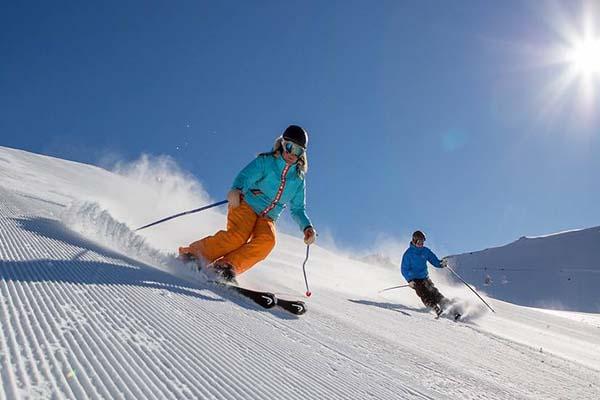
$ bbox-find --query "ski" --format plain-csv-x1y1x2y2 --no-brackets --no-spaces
276,298,307,315
434,311,461,321
211,281,307,315
212,282,277,309
188,256,307,315
445,299,463,321
434,302,462,321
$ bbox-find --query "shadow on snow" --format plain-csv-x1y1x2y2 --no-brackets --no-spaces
347,299,418,316
4,216,298,320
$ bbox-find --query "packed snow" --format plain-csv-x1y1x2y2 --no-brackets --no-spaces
0,146,598,399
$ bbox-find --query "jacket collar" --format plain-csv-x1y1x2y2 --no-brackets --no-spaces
409,242,424,252
275,153,297,169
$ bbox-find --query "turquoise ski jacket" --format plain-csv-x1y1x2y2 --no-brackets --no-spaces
401,243,442,282
232,153,312,231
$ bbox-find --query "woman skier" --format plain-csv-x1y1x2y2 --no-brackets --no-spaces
179,125,316,282
401,230,449,316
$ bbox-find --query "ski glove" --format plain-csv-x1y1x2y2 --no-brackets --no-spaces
440,258,449,268
227,189,242,208
304,227,316,245
408,281,416,289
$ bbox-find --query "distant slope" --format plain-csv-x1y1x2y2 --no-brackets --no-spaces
448,228,600,312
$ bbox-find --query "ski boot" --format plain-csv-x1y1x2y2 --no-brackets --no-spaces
440,298,462,321
179,247,211,268
432,304,443,318
204,260,237,284
177,248,196,263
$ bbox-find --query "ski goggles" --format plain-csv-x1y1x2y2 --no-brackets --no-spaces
282,140,305,157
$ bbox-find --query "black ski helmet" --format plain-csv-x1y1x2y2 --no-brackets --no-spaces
412,231,426,242
282,125,308,149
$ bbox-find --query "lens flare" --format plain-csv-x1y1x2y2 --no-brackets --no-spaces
569,37,600,75
526,2,600,124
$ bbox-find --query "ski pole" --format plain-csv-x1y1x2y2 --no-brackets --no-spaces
378,284,410,293
135,200,228,231
446,266,496,313
302,245,312,297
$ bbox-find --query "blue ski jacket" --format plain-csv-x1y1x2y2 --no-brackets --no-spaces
232,153,312,231
401,243,442,282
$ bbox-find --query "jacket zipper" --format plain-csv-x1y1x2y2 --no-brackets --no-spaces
260,163,291,217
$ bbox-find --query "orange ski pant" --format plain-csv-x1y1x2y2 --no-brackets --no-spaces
181,201,276,275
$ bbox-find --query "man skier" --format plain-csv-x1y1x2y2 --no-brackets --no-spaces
401,230,449,317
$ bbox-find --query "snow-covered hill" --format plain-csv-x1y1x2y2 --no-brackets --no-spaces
448,228,600,312
0,146,599,399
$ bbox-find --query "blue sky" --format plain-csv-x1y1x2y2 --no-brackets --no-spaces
2,0,599,256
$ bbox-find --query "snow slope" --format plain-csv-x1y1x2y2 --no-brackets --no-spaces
0,146,599,399
448,228,600,312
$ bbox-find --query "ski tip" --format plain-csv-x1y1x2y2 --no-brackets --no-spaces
262,296,277,309
276,299,307,315
292,303,307,315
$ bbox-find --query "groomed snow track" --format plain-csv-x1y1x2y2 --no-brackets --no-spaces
0,147,599,399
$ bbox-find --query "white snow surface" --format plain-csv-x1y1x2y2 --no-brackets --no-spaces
0,146,598,399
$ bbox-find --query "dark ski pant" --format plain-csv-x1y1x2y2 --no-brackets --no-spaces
411,278,445,308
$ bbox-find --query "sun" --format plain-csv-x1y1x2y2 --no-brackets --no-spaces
568,37,600,76
532,2,600,120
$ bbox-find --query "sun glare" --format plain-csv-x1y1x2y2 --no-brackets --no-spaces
532,2,600,120
569,37,600,75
